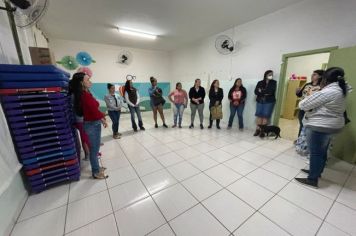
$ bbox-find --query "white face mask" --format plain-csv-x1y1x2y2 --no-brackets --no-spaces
267,75,273,80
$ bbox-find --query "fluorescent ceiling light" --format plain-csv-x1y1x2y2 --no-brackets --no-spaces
118,28,157,40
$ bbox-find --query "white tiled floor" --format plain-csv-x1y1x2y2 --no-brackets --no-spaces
10,112,356,236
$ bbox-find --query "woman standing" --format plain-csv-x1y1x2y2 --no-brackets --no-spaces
296,70,324,137
149,77,168,128
168,82,188,128
228,78,247,130
69,80,90,161
208,80,224,129
295,67,347,188
124,80,145,132
71,72,108,179
105,83,123,139
189,79,206,129
254,70,277,137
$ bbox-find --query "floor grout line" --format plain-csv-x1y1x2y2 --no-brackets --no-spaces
117,134,178,236
12,118,356,236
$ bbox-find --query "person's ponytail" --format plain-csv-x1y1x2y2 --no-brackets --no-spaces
338,78,347,96
323,67,347,96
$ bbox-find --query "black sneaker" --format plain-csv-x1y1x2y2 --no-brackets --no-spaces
253,129,260,136
295,178,318,189
189,124,194,129
208,125,212,129
301,169,321,177
178,125,182,128
163,124,168,128
217,126,221,129
133,129,138,132
140,127,145,131
200,124,204,129
155,124,158,128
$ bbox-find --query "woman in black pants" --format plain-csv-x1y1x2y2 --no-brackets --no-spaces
208,80,224,129
296,70,323,137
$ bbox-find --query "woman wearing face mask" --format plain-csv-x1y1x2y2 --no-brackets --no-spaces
189,79,206,129
105,83,123,139
71,72,108,179
228,78,247,130
254,70,277,137
208,80,224,129
295,67,347,188
149,76,168,128
295,70,324,137
168,82,188,128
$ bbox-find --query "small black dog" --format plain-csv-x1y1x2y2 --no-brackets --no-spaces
262,125,281,139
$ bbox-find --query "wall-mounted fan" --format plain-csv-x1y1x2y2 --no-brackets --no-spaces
0,0,49,64
117,50,133,65
215,35,237,55
13,0,48,28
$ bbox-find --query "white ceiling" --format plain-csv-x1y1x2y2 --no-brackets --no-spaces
40,0,303,51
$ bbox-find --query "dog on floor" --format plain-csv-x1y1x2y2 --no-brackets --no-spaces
261,125,281,139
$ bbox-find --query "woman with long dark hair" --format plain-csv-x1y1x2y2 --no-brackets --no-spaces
168,82,188,128
295,70,324,137
295,67,347,188
105,83,123,139
149,76,168,128
71,72,108,179
254,70,277,137
124,80,145,132
228,78,247,130
189,79,206,129
208,79,224,129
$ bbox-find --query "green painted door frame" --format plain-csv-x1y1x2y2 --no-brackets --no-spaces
273,46,339,126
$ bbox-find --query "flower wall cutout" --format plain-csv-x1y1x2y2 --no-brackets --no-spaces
77,67,93,78
56,52,96,71
76,52,96,66
56,56,78,70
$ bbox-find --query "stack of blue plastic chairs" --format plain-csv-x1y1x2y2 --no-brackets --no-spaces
0,64,80,193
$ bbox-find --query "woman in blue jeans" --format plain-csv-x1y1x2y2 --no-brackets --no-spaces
71,72,108,179
105,83,123,139
228,78,247,130
295,67,347,188
124,80,145,132
253,70,277,138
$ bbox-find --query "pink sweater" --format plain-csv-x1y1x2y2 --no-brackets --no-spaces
169,89,188,105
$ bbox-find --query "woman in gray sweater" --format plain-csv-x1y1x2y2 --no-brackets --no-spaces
295,67,347,188
105,83,123,139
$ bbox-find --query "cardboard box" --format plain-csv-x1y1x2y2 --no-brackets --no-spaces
29,47,55,65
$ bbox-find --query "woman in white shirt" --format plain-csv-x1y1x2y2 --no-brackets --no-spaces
295,67,347,189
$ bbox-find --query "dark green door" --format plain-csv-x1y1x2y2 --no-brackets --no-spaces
328,46,356,163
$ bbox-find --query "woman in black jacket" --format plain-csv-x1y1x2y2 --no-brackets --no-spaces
228,78,247,130
208,80,224,129
254,70,277,137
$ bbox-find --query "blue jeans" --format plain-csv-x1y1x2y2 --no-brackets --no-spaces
228,103,245,129
128,105,143,130
173,104,185,125
108,110,121,135
306,128,331,182
84,120,101,175
298,110,305,137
